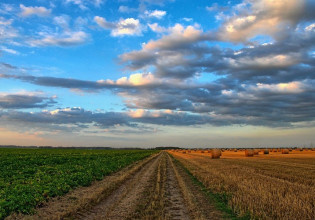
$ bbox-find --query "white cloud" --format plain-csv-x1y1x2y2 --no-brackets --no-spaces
53,15,71,29
217,0,311,42
20,4,51,17
255,82,304,94
144,24,203,50
94,0,104,7
148,23,167,33
94,16,116,29
113,18,142,36
144,10,166,19
228,53,301,69
182,18,193,22
98,73,158,86
94,16,143,36
128,109,174,118
117,73,156,86
0,46,19,55
118,6,138,13
28,31,89,47
65,0,88,10
305,23,315,32
0,17,18,40
65,0,104,10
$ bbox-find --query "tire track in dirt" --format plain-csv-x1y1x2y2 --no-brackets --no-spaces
164,154,191,220
130,152,223,219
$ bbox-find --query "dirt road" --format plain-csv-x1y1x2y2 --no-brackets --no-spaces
9,152,222,220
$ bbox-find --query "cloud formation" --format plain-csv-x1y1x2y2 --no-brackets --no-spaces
28,31,89,47
20,4,51,17
1,0,315,141
144,10,166,19
217,0,315,42
94,16,143,36
64,0,104,10
0,92,57,109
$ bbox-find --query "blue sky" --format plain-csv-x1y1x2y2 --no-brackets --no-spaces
0,0,315,147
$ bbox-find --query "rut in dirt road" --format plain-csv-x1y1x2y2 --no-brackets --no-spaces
76,151,223,220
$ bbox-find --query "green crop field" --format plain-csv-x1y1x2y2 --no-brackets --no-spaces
0,148,157,219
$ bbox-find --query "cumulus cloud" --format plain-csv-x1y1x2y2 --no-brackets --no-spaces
94,16,143,36
217,0,315,42
0,107,218,135
144,10,166,19
120,24,216,78
3,70,315,128
148,23,167,33
1,0,315,132
20,4,51,17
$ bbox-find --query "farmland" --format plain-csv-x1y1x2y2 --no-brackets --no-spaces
0,148,157,219
169,149,315,219
1,148,315,220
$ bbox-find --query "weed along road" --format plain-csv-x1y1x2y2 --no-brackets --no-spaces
9,151,223,220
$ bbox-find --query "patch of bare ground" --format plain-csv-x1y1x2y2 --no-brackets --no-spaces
7,151,223,220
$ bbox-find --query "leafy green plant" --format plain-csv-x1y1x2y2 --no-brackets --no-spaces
0,148,157,219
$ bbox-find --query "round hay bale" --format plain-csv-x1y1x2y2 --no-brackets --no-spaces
200,150,205,153
182,151,186,154
282,149,289,154
245,149,254,157
253,149,259,155
263,149,269,154
211,149,221,159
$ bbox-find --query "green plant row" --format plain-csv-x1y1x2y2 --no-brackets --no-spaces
0,148,157,219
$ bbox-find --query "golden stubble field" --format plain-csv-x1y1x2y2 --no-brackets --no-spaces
169,149,315,220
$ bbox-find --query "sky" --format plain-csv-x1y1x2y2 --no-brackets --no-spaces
0,0,315,148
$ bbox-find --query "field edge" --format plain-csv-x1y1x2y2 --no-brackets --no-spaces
169,153,251,220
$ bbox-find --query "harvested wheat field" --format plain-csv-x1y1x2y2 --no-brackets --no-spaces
169,149,315,220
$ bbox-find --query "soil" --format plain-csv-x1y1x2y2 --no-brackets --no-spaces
7,152,223,220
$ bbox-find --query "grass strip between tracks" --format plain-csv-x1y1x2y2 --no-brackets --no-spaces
170,154,251,220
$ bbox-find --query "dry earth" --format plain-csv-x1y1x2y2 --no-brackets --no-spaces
7,152,222,220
